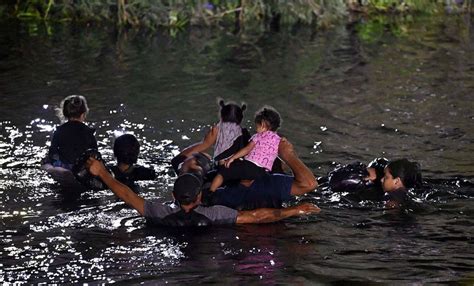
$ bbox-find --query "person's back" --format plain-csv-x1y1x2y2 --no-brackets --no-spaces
213,99,249,162
47,95,97,169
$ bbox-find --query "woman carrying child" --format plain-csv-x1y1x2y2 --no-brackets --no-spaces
209,106,282,192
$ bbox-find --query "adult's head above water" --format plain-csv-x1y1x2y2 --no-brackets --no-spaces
382,159,422,192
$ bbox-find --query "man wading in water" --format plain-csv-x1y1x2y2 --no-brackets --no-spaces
86,138,320,226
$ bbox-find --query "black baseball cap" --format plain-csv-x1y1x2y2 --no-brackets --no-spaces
173,172,203,204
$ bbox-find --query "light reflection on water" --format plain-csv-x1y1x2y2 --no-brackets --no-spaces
1,14,474,284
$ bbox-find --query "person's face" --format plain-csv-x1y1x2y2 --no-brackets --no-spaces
381,167,402,192
366,167,377,182
255,121,267,133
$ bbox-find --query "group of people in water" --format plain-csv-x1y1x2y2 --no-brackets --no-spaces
42,95,423,226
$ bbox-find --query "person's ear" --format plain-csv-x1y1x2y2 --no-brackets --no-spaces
394,177,402,187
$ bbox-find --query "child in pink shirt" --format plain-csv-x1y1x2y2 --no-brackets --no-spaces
209,106,282,192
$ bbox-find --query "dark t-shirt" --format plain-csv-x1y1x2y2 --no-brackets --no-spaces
48,121,98,165
110,165,156,190
206,173,294,210
144,201,238,226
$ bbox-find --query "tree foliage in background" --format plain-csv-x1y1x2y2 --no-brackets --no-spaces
0,0,470,32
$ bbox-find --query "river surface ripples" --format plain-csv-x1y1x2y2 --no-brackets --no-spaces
1,14,473,284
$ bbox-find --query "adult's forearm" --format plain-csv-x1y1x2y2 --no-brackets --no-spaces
98,169,145,215
179,142,207,157
236,207,298,224
279,140,317,195
180,127,217,157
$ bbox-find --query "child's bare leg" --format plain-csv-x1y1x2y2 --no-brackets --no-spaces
209,174,224,192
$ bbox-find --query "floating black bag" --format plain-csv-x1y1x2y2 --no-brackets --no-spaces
328,162,371,193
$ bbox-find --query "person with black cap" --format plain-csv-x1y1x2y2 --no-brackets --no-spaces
170,137,319,210
85,155,320,226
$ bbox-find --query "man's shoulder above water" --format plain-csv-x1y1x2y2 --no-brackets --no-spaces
143,200,238,226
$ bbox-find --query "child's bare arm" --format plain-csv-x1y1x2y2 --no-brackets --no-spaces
225,141,256,167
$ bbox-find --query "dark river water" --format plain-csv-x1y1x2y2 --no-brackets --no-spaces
1,14,473,284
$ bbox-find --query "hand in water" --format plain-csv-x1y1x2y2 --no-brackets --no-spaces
86,157,106,176
296,203,321,214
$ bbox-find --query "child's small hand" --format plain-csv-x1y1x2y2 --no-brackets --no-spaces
225,158,235,168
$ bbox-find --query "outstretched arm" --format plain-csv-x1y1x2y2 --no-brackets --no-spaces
278,138,318,196
179,125,218,157
86,158,145,215
236,202,320,224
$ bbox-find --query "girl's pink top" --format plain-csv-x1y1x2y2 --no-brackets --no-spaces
245,131,281,171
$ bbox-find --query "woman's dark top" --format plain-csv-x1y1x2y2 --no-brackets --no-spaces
48,121,98,166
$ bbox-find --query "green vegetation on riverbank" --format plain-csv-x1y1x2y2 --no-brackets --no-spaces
0,0,471,35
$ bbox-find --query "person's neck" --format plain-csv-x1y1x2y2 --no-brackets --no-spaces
68,118,84,123
181,201,199,213
386,187,407,193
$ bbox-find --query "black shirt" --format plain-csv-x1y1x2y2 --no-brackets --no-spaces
48,121,98,164
110,165,156,191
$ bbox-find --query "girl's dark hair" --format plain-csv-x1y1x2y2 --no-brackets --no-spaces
218,99,246,124
58,95,89,121
254,106,281,131
387,159,422,189
114,134,140,164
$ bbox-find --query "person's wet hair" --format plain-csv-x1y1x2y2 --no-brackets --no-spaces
368,157,389,183
218,99,246,124
57,95,89,121
387,159,422,189
114,134,140,165
255,106,281,131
